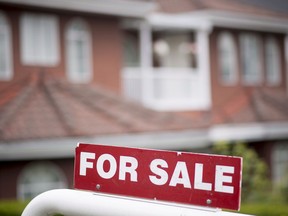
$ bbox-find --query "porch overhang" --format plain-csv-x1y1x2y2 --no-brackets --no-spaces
1,122,288,161
0,129,209,161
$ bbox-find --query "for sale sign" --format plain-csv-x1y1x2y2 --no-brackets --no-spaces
74,143,242,210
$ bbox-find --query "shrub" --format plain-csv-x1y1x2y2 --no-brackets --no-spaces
0,200,28,216
240,203,288,216
213,142,271,203
0,200,63,216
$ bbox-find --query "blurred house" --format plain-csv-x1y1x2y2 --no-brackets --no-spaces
0,0,287,200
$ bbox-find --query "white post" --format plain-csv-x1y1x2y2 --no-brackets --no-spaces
196,29,212,109
21,189,253,216
139,21,153,106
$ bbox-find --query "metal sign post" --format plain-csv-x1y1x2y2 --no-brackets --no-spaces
22,189,253,216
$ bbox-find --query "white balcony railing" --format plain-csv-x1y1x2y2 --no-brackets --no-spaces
122,67,210,111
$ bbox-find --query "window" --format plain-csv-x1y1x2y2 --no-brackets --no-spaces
0,11,12,80
217,32,237,85
265,36,281,85
17,162,67,200
20,13,59,66
66,18,92,83
240,33,262,85
123,30,140,67
153,32,197,68
272,143,288,186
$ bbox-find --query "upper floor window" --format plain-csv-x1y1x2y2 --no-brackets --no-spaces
17,162,67,200
217,32,237,85
240,33,262,85
123,30,140,67
0,11,12,80
265,36,281,86
20,13,59,66
66,18,92,83
153,32,197,68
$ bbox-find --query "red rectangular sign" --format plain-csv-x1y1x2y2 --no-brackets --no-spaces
74,143,242,210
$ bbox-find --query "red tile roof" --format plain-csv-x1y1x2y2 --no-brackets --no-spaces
0,72,202,142
211,88,288,124
1,72,288,142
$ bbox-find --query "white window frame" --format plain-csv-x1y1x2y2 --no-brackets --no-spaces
217,32,237,85
17,162,67,200
20,13,59,66
0,11,13,80
240,33,262,85
265,36,281,86
66,18,92,83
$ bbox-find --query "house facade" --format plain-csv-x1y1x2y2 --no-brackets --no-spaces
122,0,288,187
121,0,288,189
0,0,288,200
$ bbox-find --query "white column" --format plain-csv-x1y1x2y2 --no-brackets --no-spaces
196,29,212,109
139,21,153,105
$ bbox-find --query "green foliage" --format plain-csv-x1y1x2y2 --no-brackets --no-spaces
275,170,288,203
213,141,271,203
239,203,288,216
0,200,63,216
0,200,28,216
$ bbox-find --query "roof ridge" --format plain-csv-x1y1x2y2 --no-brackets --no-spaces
53,80,192,131
79,84,198,130
258,90,288,117
0,75,32,107
249,91,265,122
0,85,35,134
53,81,141,131
213,89,251,123
41,78,80,136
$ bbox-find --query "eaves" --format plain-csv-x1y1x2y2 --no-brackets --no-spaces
147,10,288,33
0,0,157,18
2,121,288,161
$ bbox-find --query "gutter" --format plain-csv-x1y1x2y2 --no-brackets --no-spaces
205,10,288,33
1,121,288,161
0,129,209,161
209,122,288,142
147,10,288,33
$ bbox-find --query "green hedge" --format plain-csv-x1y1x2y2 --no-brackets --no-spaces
239,203,288,216
0,200,63,216
0,200,28,216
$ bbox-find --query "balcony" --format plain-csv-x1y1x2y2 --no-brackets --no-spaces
122,67,210,111
122,22,211,111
